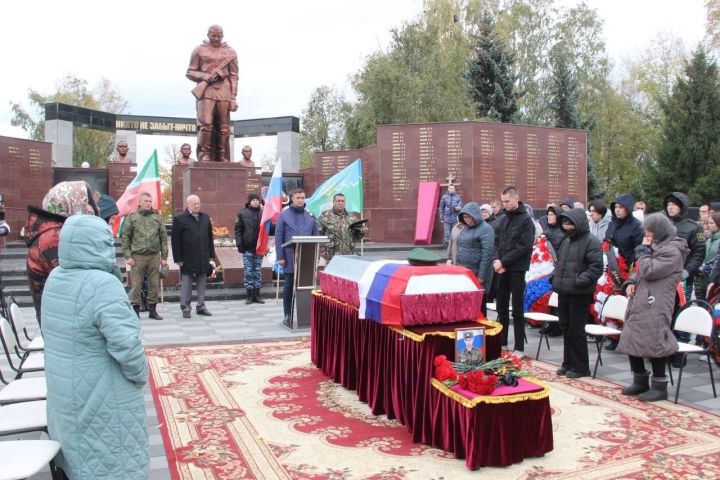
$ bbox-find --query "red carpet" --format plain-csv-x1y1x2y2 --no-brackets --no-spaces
147,340,720,479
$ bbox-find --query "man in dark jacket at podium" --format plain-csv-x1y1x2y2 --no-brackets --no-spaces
276,189,318,327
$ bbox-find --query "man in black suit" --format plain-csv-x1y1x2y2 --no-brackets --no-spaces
171,195,216,318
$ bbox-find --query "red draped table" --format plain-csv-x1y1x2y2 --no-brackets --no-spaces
310,291,554,470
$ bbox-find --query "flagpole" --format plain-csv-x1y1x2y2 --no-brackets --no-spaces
360,213,364,256
275,269,281,304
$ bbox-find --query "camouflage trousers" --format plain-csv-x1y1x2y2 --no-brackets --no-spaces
129,253,161,305
243,252,263,289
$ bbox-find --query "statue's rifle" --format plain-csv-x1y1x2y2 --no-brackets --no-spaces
191,54,236,100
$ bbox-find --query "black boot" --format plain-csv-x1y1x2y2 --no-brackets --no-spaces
621,372,650,396
253,287,265,304
671,353,687,369
246,289,254,304
148,304,163,320
133,305,140,318
282,314,292,328
638,377,668,402
604,339,618,351
140,291,148,312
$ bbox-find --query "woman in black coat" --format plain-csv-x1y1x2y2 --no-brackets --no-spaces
544,205,566,259
551,208,603,378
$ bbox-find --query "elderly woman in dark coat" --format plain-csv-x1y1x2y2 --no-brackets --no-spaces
617,213,689,402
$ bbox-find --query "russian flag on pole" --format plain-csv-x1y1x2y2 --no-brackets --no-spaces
112,150,161,237
256,161,283,255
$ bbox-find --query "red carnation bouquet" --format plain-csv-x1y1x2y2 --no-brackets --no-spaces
433,355,459,383
458,370,498,395
433,352,528,395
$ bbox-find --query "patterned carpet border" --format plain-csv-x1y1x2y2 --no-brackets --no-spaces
146,340,720,480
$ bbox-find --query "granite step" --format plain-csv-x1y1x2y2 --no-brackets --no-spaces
3,283,278,308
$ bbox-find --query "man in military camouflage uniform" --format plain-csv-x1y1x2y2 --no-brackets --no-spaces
457,330,484,367
122,192,168,320
318,193,367,261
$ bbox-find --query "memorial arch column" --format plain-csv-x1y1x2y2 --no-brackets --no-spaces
45,119,73,167
277,130,300,173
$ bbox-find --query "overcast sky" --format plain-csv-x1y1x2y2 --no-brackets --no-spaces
0,0,708,164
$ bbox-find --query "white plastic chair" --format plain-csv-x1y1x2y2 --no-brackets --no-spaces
0,374,46,405
524,292,559,360
0,440,61,480
8,303,43,353
586,294,628,378
0,400,47,437
671,304,718,404
487,302,511,312
0,318,44,379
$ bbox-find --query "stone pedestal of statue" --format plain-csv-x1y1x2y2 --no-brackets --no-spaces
180,162,265,284
108,162,137,200
172,163,192,216
178,163,262,224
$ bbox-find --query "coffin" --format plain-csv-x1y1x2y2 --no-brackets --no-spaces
319,256,483,326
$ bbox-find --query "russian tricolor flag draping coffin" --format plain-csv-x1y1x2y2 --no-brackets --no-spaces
361,264,482,326
318,256,376,306
320,256,484,326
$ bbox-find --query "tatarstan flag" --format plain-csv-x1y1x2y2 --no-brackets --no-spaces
112,150,162,236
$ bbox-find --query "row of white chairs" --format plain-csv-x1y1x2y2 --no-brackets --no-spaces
0,296,62,480
493,292,718,404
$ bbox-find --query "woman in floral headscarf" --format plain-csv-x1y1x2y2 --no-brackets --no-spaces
24,181,98,321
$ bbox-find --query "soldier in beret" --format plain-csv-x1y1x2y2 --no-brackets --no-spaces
318,193,367,261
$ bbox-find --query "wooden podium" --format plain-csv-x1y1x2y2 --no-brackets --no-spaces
281,236,328,329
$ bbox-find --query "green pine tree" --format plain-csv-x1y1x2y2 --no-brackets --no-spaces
641,47,720,208
548,46,581,129
547,45,602,198
466,12,521,123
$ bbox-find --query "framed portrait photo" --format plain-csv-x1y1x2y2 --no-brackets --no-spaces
455,327,485,367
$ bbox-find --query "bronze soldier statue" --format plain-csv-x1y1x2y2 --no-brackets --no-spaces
187,25,238,162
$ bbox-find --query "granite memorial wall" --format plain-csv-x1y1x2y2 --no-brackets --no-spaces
0,136,53,241
312,121,587,243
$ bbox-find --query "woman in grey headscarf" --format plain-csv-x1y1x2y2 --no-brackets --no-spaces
617,213,689,402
